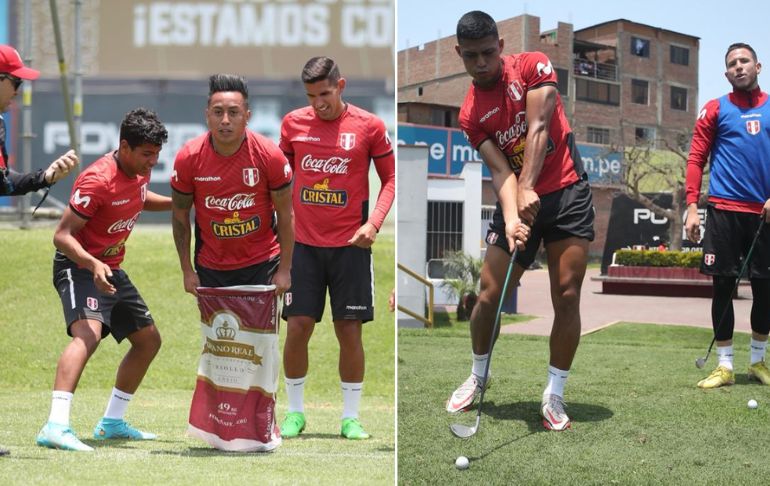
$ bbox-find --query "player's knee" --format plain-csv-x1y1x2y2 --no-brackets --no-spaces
553,286,580,314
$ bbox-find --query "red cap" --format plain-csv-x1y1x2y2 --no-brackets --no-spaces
0,45,40,80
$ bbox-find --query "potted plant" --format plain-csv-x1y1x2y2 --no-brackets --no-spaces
440,251,482,321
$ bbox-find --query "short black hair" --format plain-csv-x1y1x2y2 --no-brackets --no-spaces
456,10,498,41
208,74,249,105
301,57,341,84
120,108,168,149
725,43,757,64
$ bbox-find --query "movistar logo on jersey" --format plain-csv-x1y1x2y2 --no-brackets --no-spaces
211,212,261,238
300,178,347,207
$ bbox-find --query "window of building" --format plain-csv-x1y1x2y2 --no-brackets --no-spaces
576,78,620,105
417,86,423,96
670,45,689,66
631,37,650,57
431,108,453,128
587,127,611,145
631,79,649,105
635,127,655,144
426,201,463,261
555,67,569,96
671,86,688,111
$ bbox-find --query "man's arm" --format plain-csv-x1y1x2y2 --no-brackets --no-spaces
685,100,719,242
1,150,79,196
478,139,528,251
171,189,199,295
270,183,294,295
53,206,116,295
349,152,395,248
517,85,557,223
143,190,172,211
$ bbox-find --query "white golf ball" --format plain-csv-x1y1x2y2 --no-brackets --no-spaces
455,455,469,470
748,399,758,409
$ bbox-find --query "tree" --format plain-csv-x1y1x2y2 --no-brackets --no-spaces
440,251,482,321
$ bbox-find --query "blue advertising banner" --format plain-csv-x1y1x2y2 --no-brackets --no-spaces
397,122,623,185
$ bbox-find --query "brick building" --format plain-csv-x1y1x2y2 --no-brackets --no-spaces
397,14,699,260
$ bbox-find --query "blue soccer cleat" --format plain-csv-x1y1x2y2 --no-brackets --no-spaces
93,418,157,440
36,422,94,452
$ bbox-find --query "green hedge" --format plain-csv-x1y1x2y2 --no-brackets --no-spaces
614,249,702,268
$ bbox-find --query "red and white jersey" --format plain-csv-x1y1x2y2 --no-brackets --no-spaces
459,52,581,196
68,153,149,268
280,103,394,247
172,131,292,270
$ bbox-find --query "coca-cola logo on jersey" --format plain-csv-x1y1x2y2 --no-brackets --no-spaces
107,213,140,234
496,111,527,148
300,154,350,174
204,193,256,211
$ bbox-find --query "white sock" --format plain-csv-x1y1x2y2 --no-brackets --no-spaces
103,387,133,420
285,376,306,413
750,338,767,365
543,365,569,399
472,352,490,382
717,345,734,370
48,391,74,426
341,381,363,419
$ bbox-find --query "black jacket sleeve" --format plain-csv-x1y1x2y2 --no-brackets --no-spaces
0,167,51,196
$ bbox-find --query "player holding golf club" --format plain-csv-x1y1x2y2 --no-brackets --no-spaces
685,43,770,389
445,11,594,432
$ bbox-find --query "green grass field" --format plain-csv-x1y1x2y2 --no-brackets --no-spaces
398,322,768,484
0,224,394,485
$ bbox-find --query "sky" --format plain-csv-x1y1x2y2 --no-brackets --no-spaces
397,0,770,109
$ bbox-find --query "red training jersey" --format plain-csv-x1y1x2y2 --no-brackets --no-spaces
280,103,394,247
459,52,580,196
172,131,292,270
68,153,149,269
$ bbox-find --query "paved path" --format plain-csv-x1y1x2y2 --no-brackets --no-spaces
501,268,754,336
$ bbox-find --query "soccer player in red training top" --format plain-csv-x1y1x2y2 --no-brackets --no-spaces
171,74,294,294
278,57,395,440
445,11,594,431
685,43,770,389
36,108,170,452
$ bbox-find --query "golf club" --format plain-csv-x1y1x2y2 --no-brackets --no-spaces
695,218,765,369
450,246,518,438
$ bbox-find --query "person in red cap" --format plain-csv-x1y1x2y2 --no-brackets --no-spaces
0,44,78,197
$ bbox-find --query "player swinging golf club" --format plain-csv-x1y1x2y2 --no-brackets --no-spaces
445,11,594,431
686,42,770,389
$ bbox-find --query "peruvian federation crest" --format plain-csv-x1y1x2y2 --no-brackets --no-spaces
140,183,147,202
704,253,715,266
339,133,356,151
507,80,523,101
243,168,260,187
746,120,761,135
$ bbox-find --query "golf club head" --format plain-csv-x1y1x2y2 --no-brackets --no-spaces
450,423,477,438
695,357,706,369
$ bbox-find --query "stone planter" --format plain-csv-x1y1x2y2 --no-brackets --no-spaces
594,265,712,297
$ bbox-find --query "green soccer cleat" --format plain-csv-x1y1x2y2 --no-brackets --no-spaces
279,412,306,438
697,365,735,389
748,360,770,385
93,418,156,440
341,418,370,440
36,422,94,452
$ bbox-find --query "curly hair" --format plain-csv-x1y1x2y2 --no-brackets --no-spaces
456,11,498,41
120,108,168,148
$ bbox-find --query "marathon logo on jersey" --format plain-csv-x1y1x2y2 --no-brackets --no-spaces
506,81,523,101
107,213,141,234
746,120,761,135
211,212,261,238
86,297,98,311
300,178,348,207
243,168,260,187
300,154,351,174
704,253,716,266
140,183,147,202
339,133,356,151
479,106,500,123
205,193,256,211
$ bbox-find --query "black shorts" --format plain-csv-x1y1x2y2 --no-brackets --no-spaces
53,255,154,343
700,205,770,278
486,178,595,267
196,256,280,287
281,243,374,323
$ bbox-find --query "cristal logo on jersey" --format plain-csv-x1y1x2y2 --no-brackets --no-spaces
71,189,91,208
300,154,350,174
107,212,140,234
243,168,260,187
204,193,256,211
211,211,261,238
704,253,715,266
339,133,356,150
507,81,523,101
746,120,761,135
300,177,348,207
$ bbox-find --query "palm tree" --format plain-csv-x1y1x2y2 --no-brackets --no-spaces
440,251,482,321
